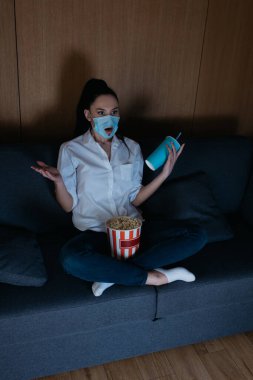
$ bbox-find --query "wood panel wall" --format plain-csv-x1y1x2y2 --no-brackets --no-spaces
0,0,20,141
0,0,253,142
194,0,253,136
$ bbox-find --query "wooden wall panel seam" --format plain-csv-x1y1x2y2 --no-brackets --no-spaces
192,0,210,127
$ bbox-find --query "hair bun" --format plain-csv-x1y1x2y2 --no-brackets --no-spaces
84,78,108,93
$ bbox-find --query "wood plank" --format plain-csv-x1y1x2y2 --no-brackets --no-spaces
0,0,20,141
245,331,253,346
193,342,208,356
135,352,178,380
204,338,224,353
164,344,212,380
194,0,253,137
151,351,178,379
199,349,247,380
104,357,144,380
134,353,159,380
221,334,253,380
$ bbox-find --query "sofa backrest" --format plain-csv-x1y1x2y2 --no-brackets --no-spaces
141,136,253,214
0,143,72,233
0,136,252,233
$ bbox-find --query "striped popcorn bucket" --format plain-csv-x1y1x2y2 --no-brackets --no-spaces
106,217,142,260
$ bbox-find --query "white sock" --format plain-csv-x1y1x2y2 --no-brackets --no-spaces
92,282,115,297
154,267,196,283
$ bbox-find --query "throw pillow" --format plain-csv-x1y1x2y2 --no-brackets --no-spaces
141,172,233,243
0,226,47,286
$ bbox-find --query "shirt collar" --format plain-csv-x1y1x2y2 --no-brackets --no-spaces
83,129,93,144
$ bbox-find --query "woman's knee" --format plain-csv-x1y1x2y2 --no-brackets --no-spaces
59,245,74,273
59,238,82,270
189,224,208,249
59,239,97,274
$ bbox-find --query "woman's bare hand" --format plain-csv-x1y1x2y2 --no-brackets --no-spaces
31,161,62,183
161,143,185,179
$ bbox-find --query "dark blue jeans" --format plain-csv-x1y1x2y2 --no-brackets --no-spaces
60,220,207,286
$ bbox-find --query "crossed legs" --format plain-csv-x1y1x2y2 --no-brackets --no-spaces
60,221,207,296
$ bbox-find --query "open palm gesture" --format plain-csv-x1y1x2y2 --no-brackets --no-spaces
31,161,62,183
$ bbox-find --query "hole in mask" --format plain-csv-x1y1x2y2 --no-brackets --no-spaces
105,127,113,135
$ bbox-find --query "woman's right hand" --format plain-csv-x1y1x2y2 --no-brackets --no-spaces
31,161,62,183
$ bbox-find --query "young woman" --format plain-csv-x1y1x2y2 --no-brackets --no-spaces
31,79,207,296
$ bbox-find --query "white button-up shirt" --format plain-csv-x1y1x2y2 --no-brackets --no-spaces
57,130,144,232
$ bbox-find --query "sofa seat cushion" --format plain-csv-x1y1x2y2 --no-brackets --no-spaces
0,226,47,286
0,269,156,347
155,234,253,318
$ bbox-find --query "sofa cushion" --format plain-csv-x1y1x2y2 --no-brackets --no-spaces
0,144,72,233
155,234,253,319
0,226,47,286
141,172,233,243
0,274,156,347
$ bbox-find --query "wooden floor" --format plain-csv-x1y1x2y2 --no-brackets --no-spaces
37,332,253,380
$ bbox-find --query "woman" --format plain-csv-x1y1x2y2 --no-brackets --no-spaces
32,79,207,296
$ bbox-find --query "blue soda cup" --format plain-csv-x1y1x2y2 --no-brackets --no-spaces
145,135,181,171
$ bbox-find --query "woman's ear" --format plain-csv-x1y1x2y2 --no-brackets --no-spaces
84,109,92,122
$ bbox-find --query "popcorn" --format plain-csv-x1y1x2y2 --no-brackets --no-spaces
106,216,142,259
106,216,141,230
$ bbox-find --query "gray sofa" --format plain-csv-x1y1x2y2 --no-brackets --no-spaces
1,136,253,380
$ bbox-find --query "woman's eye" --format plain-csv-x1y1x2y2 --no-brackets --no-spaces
112,110,119,115
97,111,104,116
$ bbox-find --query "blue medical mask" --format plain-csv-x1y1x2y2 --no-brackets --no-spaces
93,115,120,139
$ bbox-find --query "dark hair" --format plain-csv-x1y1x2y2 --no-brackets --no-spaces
74,78,130,157
74,78,119,136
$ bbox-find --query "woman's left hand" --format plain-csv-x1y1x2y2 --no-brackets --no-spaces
132,142,185,207
161,143,185,179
